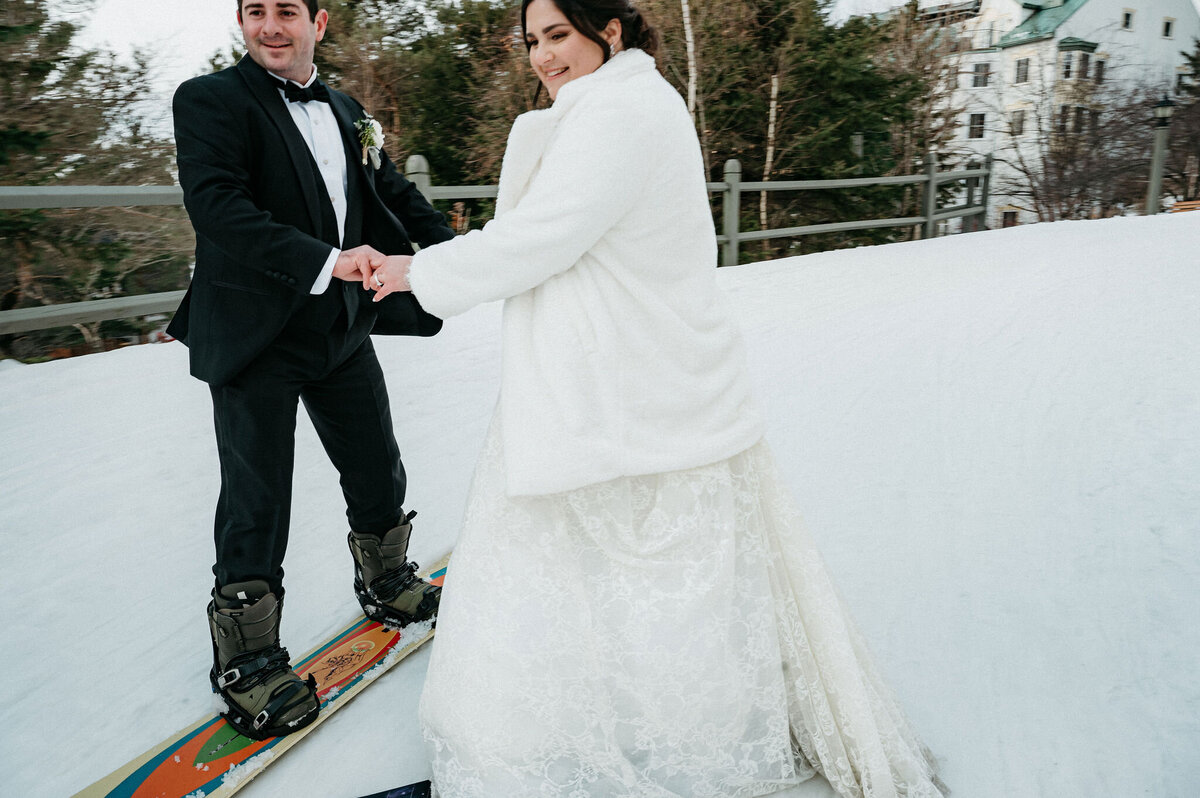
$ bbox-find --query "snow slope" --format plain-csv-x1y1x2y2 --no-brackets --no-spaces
2,213,1198,797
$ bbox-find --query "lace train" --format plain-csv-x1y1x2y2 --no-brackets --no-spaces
420,421,944,798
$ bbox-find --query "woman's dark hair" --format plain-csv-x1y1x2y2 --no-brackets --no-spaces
521,0,660,61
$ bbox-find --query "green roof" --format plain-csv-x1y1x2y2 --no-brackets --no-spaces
1057,36,1098,52
997,0,1090,49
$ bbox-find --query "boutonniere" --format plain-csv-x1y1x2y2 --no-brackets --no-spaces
355,113,384,169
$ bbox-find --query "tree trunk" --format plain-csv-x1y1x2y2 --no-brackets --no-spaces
760,72,780,260
73,322,104,353
14,239,43,306
679,0,698,118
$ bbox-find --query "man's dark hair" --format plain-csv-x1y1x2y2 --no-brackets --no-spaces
237,0,320,21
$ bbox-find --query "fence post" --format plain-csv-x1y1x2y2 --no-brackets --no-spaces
923,152,939,240
722,159,741,267
965,159,978,210
405,154,432,198
980,154,993,229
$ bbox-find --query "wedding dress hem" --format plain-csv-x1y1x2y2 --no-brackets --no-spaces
421,422,944,798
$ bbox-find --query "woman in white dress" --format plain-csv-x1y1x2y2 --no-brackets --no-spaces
367,1,946,796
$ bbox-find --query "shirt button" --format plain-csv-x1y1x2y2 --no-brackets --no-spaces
323,159,329,164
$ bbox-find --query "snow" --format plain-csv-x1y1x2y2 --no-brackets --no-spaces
2,213,1198,798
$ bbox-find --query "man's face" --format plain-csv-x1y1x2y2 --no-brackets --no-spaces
238,1,328,84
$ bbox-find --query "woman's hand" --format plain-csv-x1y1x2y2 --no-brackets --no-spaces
368,255,414,301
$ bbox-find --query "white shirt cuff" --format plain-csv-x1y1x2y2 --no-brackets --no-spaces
311,248,339,294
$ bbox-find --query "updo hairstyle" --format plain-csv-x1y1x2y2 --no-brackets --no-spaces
521,0,661,61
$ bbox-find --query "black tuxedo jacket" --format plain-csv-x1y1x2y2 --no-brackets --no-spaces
168,56,455,387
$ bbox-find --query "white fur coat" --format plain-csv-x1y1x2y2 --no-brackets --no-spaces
408,49,763,495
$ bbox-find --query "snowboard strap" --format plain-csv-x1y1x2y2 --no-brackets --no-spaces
216,646,293,690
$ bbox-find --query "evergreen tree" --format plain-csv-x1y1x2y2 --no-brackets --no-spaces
0,0,191,359
645,0,922,258
313,0,522,228
1166,37,1200,201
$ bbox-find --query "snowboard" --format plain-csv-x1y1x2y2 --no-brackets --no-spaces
357,781,432,798
72,556,449,798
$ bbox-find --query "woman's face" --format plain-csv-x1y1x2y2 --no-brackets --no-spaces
525,0,611,101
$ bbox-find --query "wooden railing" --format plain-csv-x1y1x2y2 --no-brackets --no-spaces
0,154,990,335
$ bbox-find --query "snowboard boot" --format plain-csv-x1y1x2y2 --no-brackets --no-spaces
348,511,441,628
207,581,320,740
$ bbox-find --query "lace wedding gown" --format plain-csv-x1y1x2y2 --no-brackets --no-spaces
420,420,945,798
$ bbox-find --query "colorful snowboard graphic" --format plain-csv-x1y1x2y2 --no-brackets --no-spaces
72,556,449,798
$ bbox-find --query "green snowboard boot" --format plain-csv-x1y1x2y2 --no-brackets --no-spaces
207,581,320,740
348,511,441,628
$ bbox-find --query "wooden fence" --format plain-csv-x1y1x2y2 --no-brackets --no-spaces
0,154,990,336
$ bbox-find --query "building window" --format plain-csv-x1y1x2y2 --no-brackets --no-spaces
1073,106,1086,134
973,63,991,87
969,113,986,139
1002,211,1018,228
1058,105,1069,134
1062,53,1073,79
1094,60,1106,83
1011,109,1026,136
1122,11,1134,30
1015,58,1030,84
1079,52,1091,79
1090,109,1101,136
1164,18,1175,38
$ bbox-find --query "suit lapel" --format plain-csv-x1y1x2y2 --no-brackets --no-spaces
236,57,323,235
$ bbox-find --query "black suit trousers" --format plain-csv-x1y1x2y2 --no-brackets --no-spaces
208,307,406,593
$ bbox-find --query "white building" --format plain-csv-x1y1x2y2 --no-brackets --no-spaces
919,0,1200,229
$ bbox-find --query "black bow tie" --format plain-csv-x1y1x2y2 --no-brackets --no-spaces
274,78,330,104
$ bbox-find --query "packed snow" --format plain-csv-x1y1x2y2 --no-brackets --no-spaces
2,213,1198,798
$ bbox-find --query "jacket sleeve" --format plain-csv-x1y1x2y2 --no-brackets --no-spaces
369,147,457,249
407,93,656,318
173,77,331,291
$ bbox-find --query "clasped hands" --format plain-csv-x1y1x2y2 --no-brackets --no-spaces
333,245,413,302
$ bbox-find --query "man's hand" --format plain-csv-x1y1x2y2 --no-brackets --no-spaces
368,255,414,302
333,245,386,283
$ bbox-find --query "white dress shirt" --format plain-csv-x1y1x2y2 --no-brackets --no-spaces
269,68,347,295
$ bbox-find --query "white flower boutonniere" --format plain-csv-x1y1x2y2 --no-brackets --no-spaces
356,113,385,169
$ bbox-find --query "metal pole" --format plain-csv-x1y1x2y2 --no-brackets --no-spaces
405,154,432,198
964,160,978,217
923,152,939,239
722,159,741,267
980,154,993,229
1146,124,1170,214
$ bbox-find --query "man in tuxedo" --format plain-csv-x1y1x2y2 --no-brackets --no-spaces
169,0,454,739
